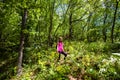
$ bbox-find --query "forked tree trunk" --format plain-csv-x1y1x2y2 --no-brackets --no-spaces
17,8,27,76
111,0,119,43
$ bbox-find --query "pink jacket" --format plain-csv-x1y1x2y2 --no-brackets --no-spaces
57,42,64,52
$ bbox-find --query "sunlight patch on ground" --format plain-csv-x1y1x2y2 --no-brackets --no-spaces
112,53,120,56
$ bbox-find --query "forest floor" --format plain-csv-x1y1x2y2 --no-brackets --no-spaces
0,41,120,80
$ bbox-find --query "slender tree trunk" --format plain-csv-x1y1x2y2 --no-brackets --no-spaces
69,13,73,39
87,12,92,42
17,8,27,76
102,12,107,42
48,0,55,46
48,12,53,46
111,0,119,43
53,3,70,37
48,21,52,46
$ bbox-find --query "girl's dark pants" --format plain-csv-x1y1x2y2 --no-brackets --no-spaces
58,51,67,60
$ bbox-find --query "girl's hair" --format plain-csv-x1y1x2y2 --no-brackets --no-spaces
59,37,63,42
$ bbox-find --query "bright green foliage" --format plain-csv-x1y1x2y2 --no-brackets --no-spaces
2,41,119,80
0,0,120,80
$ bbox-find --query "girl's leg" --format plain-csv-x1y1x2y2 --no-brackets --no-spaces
61,52,67,59
58,53,61,61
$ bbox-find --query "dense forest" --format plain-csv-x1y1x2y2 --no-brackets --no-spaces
0,0,120,80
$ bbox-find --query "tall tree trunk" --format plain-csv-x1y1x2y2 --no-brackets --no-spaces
69,13,73,39
87,12,92,42
48,12,53,46
17,8,27,76
102,11,107,42
111,0,119,43
48,0,55,46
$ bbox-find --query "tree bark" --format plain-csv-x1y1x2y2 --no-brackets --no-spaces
69,13,73,39
17,8,27,76
102,11,107,42
48,0,55,47
87,12,92,42
111,0,119,43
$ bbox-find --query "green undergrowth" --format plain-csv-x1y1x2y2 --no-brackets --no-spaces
1,41,120,80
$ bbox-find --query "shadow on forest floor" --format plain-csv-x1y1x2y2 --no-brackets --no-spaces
0,52,17,80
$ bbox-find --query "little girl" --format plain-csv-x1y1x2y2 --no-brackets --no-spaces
57,37,67,60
